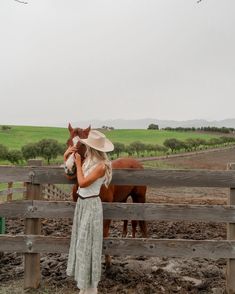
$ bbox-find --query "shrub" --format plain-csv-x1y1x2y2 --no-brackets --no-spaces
0,144,8,160
112,142,125,157
38,139,62,164
129,141,146,156
21,143,40,160
147,124,159,130
1,125,11,131
7,150,23,164
163,138,184,153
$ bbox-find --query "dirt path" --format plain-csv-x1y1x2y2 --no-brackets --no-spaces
144,146,235,170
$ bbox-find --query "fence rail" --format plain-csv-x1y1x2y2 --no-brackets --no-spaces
1,200,235,222
0,165,235,187
1,164,235,292
1,235,235,259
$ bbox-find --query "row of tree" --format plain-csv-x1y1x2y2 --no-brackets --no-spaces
162,126,235,134
111,136,235,157
0,139,65,164
163,136,235,153
1,136,235,164
1,125,12,131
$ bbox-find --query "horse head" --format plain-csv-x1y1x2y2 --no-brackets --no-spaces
66,123,91,161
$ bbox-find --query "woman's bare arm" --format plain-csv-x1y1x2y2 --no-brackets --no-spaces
74,154,105,188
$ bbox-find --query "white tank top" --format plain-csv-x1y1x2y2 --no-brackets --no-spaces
77,161,105,198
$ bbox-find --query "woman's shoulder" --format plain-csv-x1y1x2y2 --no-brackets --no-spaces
84,160,105,172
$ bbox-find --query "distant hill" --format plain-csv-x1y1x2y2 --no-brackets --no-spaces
70,118,235,129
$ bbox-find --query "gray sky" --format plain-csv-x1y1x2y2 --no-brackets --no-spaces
0,0,235,127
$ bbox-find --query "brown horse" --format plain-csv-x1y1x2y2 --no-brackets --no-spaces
65,123,147,267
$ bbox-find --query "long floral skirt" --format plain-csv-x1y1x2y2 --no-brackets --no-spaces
66,196,103,290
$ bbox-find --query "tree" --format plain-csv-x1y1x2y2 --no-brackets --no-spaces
163,138,184,153
125,145,135,156
185,138,201,151
155,144,168,153
129,141,146,157
220,136,235,146
145,144,156,153
207,138,223,147
147,124,159,130
7,150,23,164
38,139,62,164
21,143,40,160
1,125,11,131
112,142,125,157
0,144,8,160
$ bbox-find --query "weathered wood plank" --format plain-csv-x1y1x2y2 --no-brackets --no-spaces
1,165,235,187
112,169,235,188
7,182,13,201
0,201,32,217
24,181,41,289
227,163,235,293
103,202,235,223
0,166,34,183
1,200,235,223
0,235,235,259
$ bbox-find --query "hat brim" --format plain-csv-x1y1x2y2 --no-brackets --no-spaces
79,138,114,152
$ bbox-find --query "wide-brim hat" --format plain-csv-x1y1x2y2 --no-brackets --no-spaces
79,129,114,152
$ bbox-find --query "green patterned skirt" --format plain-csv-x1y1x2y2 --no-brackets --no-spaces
66,196,103,289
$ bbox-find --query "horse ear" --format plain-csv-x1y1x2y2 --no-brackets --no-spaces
68,123,73,133
84,125,91,137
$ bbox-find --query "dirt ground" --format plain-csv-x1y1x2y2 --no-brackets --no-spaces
1,148,234,294
154,146,235,170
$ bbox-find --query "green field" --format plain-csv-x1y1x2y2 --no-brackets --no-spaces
103,129,219,145
0,125,68,149
0,125,220,150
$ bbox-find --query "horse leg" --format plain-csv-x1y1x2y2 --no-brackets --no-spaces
122,197,131,237
131,186,148,238
103,219,112,269
122,220,128,237
131,220,138,238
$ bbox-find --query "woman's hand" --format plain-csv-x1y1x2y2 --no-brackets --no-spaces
74,153,82,167
63,146,78,161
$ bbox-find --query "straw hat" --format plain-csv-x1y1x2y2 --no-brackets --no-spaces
79,130,114,152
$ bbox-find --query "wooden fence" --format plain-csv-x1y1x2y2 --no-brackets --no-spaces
0,183,69,201
0,164,235,293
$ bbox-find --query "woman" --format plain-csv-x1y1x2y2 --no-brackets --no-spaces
64,129,114,294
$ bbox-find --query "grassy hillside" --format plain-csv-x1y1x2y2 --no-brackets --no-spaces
0,125,68,149
103,129,219,145
0,125,220,150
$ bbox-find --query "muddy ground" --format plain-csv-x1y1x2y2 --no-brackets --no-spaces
1,148,234,293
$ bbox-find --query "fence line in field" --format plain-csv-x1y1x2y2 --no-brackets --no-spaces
0,162,235,292
0,182,70,201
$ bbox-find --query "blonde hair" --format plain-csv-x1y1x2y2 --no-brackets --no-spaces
83,146,112,187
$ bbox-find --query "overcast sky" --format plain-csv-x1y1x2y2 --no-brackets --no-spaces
0,0,234,127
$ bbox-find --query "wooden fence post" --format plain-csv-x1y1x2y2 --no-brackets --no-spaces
7,182,13,201
23,182,27,200
226,163,235,294
24,160,42,289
